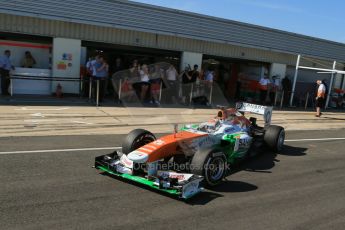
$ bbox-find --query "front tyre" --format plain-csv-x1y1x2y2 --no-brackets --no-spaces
191,148,227,187
264,125,285,152
122,129,156,154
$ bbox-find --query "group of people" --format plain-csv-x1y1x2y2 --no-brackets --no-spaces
0,50,37,96
258,72,330,117
118,61,215,105
85,54,110,103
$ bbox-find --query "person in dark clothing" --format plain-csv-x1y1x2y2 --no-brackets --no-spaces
188,64,199,83
282,76,292,106
112,58,124,74
180,66,192,104
0,50,14,96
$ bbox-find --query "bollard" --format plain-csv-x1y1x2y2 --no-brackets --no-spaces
10,77,13,96
289,91,294,107
189,83,194,105
118,78,122,102
80,77,83,98
89,77,92,101
159,80,163,102
96,79,100,106
209,82,213,105
274,91,278,106
280,91,284,109
304,92,309,110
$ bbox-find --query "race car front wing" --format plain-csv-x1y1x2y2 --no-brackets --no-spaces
94,151,203,199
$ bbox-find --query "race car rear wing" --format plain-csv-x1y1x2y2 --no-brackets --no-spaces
236,102,273,126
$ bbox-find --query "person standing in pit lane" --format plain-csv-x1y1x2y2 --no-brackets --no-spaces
0,50,15,96
315,79,326,117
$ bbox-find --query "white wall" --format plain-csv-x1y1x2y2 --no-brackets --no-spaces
52,38,81,94
269,63,286,79
180,51,203,72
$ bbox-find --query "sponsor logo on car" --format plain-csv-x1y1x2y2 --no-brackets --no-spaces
239,138,250,147
192,136,218,149
153,139,165,146
224,127,236,133
120,154,134,168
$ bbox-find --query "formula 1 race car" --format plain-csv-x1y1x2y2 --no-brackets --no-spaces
95,102,285,199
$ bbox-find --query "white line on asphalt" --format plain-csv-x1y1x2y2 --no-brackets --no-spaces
24,119,58,123
31,113,45,117
15,107,70,111
0,147,121,155
285,137,345,142
72,121,93,125
1,137,344,155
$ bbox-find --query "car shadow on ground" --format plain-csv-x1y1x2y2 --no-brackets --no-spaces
186,181,258,205
243,145,308,173
185,192,224,205
195,144,308,202
210,180,258,193
279,145,308,156
244,152,277,173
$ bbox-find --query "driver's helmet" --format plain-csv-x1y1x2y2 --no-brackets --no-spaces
199,118,221,133
216,109,228,120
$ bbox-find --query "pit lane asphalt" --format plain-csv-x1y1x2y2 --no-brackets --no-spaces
1,130,345,230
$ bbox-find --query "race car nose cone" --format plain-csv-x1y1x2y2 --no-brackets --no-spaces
127,151,149,163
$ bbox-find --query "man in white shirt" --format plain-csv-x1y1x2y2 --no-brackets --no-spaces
91,55,99,78
205,70,214,83
315,80,326,117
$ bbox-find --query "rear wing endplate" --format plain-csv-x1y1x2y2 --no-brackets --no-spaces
236,102,273,126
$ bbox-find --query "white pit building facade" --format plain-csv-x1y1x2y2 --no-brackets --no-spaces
0,0,345,106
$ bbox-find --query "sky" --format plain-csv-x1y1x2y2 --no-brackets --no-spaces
131,0,345,44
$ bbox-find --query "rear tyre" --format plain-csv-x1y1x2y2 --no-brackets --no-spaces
264,125,285,152
190,148,227,187
122,129,156,154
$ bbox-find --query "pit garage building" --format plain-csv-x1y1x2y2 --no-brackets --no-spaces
0,0,345,106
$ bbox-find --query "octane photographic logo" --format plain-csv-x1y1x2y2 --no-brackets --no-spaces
131,160,230,172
